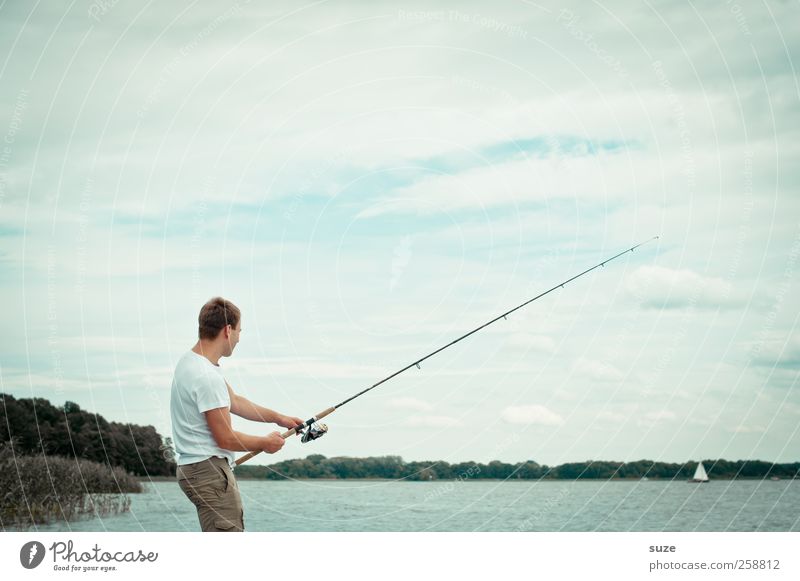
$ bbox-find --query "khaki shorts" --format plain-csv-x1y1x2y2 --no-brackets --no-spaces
177,456,243,532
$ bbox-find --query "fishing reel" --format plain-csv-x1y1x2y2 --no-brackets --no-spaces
296,421,328,443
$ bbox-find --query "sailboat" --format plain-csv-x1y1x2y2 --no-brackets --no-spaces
688,461,709,483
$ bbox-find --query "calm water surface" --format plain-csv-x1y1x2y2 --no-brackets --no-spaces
25,479,800,532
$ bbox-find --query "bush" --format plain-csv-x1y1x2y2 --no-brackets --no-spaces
0,440,142,529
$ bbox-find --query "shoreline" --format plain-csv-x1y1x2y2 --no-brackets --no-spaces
139,476,797,482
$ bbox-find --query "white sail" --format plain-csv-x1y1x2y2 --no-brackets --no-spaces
692,462,709,481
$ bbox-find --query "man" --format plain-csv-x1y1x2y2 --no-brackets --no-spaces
170,296,302,532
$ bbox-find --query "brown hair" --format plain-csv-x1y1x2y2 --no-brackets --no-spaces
198,297,241,340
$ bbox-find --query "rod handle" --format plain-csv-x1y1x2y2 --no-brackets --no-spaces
234,407,336,466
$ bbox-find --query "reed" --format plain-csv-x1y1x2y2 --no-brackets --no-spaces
0,440,142,529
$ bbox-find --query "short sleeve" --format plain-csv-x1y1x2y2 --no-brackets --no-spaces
193,368,230,413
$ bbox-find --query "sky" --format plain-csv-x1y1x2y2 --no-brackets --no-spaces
1,0,798,467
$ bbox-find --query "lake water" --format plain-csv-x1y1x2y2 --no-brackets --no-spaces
22,479,800,532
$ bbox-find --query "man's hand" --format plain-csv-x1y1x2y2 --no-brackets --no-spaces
278,415,305,434
262,432,285,454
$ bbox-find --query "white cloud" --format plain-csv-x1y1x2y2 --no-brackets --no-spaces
505,333,556,354
594,410,628,423
637,410,677,427
501,404,564,426
626,265,752,310
60,336,185,355
405,415,461,427
387,397,434,412
729,425,766,434
355,149,644,218
573,358,625,381
232,357,387,380
0,372,94,394
749,334,800,370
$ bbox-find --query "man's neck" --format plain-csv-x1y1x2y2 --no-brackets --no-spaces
192,342,221,366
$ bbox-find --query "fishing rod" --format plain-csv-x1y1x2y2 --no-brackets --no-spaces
235,236,659,466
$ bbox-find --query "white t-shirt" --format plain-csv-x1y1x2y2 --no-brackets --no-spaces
170,350,236,467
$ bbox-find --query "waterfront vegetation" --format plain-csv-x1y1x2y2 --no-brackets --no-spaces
0,440,143,529
1,392,175,529
236,454,800,481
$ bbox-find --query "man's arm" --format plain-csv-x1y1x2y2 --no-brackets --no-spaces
205,406,284,453
226,382,302,429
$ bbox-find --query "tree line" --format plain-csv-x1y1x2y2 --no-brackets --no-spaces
235,454,800,480
4,392,797,481
1,393,175,477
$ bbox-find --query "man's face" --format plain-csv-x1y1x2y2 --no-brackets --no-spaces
224,321,241,356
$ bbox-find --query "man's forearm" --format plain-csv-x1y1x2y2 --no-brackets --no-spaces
232,395,283,424
219,430,269,452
